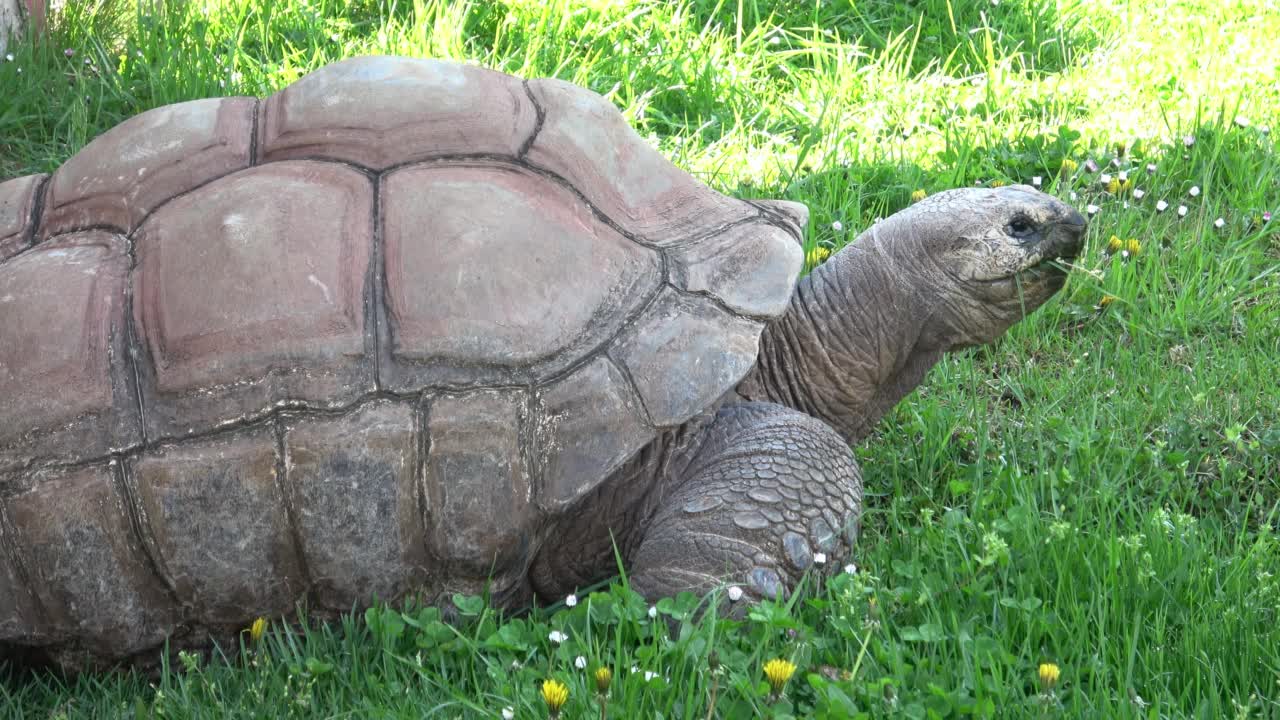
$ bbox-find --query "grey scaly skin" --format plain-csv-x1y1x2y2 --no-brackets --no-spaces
531,185,1086,602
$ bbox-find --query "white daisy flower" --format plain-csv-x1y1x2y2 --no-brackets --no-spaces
1100,173,1112,184
831,220,843,232
727,586,744,602
575,655,588,669
648,605,657,619
548,630,567,644
1183,134,1195,147
4,53,13,62
565,594,577,608
1156,200,1169,212
1032,176,1042,187
1133,188,1146,199
502,707,515,720
1118,170,1128,181
1146,163,1157,173
1214,217,1226,228
1178,205,1188,217
1086,204,1100,215
844,563,857,574
1235,116,1250,128
1189,186,1200,197
813,552,827,565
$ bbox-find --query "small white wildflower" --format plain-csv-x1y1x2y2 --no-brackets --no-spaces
1178,205,1188,217
1183,134,1195,147
330,33,341,42
1031,176,1042,187
1118,170,1128,181
768,35,781,45
1260,125,1270,135
4,53,13,62
511,660,523,670
813,552,827,565
548,630,567,644
727,586,744,602
831,220,843,232
565,594,577,607
1235,116,1250,128
1214,217,1225,228
1121,250,1130,258
15,67,20,74
1189,185,1200,197
1069,191,1078,201
575,655,588,670
1146,163,1157,173
1100,173,1112,184
644,671,659,681
1133,188,1146,199
502,707,515,720
647,605,657,619
844,563,857,575
1156,200,1169,212
1086,204,1100,215
1111,157,1122,167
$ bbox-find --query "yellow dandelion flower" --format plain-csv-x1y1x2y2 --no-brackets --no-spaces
249,617,267,642
1125,238,1141,255
594,666,612,695
763,658,797,695
1059,158,1078,176
1106,178,1132,194
541,679,569,715
1099,295,1116,308
1106,235,1123,254
1038,662,1061,690
990,180,1007,188
806,246,831,266
911,189,927,203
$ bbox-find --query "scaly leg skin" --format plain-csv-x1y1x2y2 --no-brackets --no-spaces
627,402,862,604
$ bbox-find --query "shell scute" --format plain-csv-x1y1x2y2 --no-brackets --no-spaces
260,56,538,169
0,231,139,472
379,162,661,390
536,356,653,511
525,77,753,242
132,160,375,441
282,401,427,610
40,97,255,238
670,220,803,317
6,464,179,658
130,427,303,623
613,289,764,427
0,173,45,260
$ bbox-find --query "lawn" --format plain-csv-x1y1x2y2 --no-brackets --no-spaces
1,0,1278,717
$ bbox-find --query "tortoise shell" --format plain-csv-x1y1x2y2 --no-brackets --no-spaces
0,56,801,660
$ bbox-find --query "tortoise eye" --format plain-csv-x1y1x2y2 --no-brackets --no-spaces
1008,217,1035,237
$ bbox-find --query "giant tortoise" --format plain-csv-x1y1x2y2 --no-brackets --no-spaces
0,56,1085,671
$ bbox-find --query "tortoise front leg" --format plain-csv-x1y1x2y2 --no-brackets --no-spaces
627,402,863,602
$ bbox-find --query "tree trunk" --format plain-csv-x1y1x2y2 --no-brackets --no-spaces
0,0,25,56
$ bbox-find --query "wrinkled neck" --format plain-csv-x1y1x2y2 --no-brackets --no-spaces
737,238,944,444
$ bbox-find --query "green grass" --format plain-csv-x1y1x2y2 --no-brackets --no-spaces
2,0,1279,717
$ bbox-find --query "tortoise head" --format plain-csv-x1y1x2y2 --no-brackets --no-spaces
865,184,1086,351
